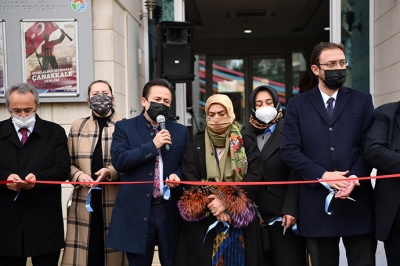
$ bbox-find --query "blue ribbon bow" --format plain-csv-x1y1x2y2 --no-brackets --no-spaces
86,187,102,212
268,216,300,235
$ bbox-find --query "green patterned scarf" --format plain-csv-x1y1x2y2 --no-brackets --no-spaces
204,121,248,182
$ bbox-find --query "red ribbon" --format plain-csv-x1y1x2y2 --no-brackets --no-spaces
1,173,399,186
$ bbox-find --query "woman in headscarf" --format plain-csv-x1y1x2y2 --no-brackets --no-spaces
174,94,264,266
242,85,306,266
62,80,127,266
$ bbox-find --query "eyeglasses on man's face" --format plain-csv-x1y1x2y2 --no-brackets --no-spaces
8,108,36,116
317,60,348,69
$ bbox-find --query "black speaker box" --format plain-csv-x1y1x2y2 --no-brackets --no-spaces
156,21,195,83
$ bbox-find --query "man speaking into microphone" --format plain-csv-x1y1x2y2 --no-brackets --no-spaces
106,78,189,266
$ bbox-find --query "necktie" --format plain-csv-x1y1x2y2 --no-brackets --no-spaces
327,97,335,119
153,125,161,198
19,128,28,146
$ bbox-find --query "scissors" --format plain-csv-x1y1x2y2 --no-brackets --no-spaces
333,189,356,201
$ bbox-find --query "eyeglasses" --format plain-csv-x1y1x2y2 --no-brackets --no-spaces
317,60,348,69
8,108,36,115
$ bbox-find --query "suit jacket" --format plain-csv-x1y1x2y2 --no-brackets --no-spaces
0,115,70,257
280,86,375,237
364,101,400,241
105,113,189,255
174,132,264,266
242,119,299,222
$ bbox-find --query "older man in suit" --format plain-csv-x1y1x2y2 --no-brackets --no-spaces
364,102,400,266
281,42,376,266
0,83,70,265
106,78,189,266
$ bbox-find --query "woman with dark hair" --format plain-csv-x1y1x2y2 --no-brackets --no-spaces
174,94,264,266
62,80,127,266
242,85,306,266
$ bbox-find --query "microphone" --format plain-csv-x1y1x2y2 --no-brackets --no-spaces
156,115,170,152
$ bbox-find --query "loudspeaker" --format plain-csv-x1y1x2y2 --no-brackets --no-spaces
156,21,195,83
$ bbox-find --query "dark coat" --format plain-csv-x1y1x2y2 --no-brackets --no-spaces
106,113,190,255
242,119,306,266
242,119,299,222
174,132,264,266
280,86,375,237
364,101,400,241
0,115,70,257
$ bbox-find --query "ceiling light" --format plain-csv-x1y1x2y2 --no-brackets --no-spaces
324,27,330,31
244,29,252,34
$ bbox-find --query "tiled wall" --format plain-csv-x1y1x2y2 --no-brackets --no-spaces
374,0,400,107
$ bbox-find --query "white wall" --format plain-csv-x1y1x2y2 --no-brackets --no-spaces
373,0,400,107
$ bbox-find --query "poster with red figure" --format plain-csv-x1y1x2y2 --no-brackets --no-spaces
21,20,79,97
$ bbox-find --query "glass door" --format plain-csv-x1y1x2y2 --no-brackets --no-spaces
192,55,246,134
251,56,295,113
190,54,302,134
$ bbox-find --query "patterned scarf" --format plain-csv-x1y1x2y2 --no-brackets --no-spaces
204,121,247,182
248,110,283,129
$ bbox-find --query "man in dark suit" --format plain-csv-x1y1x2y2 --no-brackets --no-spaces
106,78,189,266
242,85,306,265
281,42,376,266
364,102,400,266
0,83,70,265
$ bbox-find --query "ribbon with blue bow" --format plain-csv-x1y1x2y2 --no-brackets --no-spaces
268,216,300,235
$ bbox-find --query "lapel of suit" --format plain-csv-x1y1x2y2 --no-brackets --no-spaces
309,87,331,125
261,120,282,162
329,87,350,125
309,86,350,125
396,105,400,130
0,118,22,148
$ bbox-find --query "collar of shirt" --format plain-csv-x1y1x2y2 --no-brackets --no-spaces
319,86,338,109
264,123,277,135
13,122,35,138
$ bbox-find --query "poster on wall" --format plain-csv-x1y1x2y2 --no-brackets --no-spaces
0,20,6,96
21,19,79,97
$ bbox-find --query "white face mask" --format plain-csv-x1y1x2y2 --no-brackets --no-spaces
255,106,277,124
11,112,36,128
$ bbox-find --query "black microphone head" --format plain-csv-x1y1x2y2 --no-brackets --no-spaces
156,115,166,123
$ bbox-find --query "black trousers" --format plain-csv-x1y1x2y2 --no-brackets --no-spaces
384,208,400,266
87,189,105,266
126,203,173,266
0,250,60,266
265,222,307,266
306,233,377,266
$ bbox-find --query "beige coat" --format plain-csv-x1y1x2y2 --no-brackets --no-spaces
61,111,128,266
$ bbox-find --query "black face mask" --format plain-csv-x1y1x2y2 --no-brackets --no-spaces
322,69,346,90
147,101,170,121
90,94,113,116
